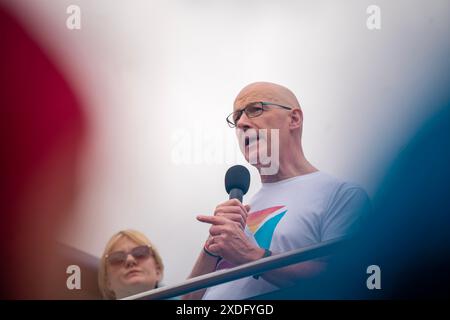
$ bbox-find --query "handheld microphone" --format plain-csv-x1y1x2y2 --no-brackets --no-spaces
225,165,250,203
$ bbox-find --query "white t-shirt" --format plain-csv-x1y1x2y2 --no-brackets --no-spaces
202,171,370,300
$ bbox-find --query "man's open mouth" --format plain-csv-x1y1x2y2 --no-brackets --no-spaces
245,135,259,147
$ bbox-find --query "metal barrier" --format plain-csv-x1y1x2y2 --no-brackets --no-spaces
122,236,349,300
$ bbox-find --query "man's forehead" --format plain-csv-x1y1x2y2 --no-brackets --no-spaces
233,82,299,110
235,92,282,108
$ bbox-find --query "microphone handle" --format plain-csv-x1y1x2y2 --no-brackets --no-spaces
229,188,244,203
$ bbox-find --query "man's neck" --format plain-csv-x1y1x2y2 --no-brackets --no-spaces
259,148,318,184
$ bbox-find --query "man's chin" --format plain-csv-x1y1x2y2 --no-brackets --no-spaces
243,155,263,168
243,146,267,167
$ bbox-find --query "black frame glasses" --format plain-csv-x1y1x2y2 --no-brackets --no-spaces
226,101,292,128
105,245,153,267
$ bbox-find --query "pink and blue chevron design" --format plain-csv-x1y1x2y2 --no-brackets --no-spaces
246,205,287,249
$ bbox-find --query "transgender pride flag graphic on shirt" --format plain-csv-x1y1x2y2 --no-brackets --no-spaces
247,205,287,249
215,205,287,271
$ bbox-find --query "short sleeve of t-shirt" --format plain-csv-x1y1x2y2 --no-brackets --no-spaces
320,184,371,242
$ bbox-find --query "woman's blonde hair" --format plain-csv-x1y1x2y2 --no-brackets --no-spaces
98,229,164,300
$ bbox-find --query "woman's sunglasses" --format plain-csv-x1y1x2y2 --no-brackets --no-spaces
106,245,152,267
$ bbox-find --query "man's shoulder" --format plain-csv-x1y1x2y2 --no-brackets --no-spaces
308,172,369,208
251,171,368,204
314,171,366,192
297,171,360,193
320,174,371,219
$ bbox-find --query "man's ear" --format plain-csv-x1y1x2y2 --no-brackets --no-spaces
289,108,303,130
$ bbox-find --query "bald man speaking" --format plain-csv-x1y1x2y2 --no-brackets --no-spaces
185,82,370,300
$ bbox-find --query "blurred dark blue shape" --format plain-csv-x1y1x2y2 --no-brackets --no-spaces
254,103,450,299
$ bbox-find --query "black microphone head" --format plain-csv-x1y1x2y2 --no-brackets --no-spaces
225,165,250,195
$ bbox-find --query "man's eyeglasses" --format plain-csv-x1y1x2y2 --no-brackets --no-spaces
105,245,152,267
226,101,292,128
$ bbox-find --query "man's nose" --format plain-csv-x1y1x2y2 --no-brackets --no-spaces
236,111,252,130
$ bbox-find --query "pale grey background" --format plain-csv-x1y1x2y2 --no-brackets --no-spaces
4,0,449,286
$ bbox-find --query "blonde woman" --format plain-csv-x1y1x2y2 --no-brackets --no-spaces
98,230,164,299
